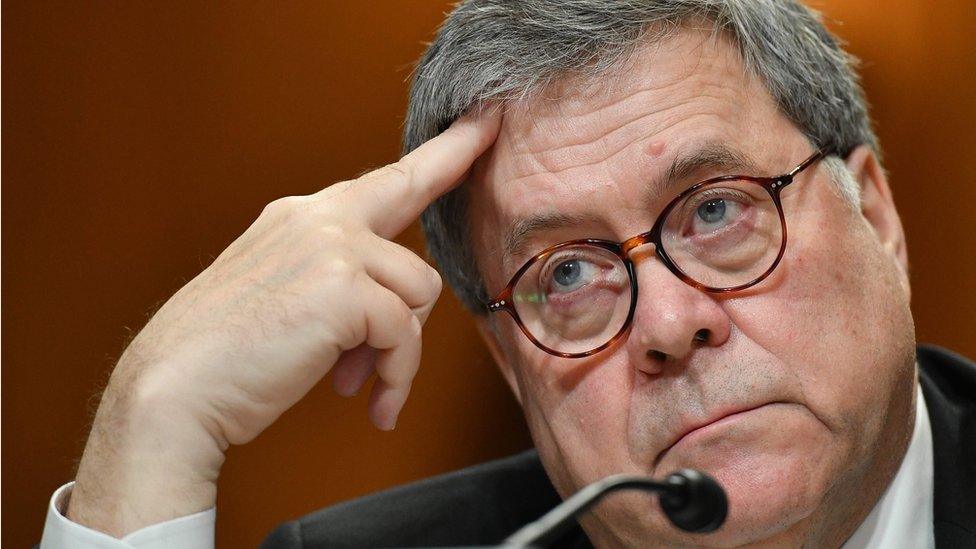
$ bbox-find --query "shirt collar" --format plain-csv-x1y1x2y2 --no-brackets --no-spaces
842,381,935,549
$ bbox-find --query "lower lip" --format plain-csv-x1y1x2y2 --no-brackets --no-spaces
676,403,785,447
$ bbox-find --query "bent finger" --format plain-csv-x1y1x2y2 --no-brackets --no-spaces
331,344,377,397
368,315,423,431
356,278,418,352
358,234,442,313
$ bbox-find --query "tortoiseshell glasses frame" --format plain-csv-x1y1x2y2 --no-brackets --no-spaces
485,149,829,359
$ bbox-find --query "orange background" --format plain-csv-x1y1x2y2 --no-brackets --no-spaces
4,2,974,547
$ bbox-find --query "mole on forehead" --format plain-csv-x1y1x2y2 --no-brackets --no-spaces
498,51,755,176
646,140,667,158
498,93,731,183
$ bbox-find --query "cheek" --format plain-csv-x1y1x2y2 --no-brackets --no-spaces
726,199,914,436
500,323,639,476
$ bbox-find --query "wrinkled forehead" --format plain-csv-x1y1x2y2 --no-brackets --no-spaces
468,28,806,286
498,30,757,171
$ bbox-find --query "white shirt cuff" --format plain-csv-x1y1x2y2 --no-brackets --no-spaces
40,482,215,549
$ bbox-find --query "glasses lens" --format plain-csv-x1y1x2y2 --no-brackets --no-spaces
511,244,632,355
661,179,783,289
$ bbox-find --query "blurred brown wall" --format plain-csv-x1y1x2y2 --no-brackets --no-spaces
3,2,974,547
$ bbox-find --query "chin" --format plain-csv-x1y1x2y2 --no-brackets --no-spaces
590,457,829,549
649,405,836,546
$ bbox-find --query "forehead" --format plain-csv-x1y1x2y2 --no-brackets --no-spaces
468,28,806,283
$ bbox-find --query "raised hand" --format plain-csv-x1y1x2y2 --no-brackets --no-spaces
67,109,502,537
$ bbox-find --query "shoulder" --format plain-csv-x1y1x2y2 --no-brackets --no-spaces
918,344,976,430
916,344,976,545
917,343,976,458
262,449,565,549
918,344,976,399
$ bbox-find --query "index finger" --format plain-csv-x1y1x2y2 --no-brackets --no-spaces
335,106,502,238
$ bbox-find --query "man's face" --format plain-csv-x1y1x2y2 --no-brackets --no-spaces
467,29,917,546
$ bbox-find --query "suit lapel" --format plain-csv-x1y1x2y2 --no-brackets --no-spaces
917,344,976,546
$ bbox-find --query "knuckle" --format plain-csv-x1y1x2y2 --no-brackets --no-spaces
376,240,441,302
317,255,360,280
426,265,443,297
262,195,303,218
407,260,442,304
408,314,423,340
306,276,367,345
316,223,349,242
392,298,416,329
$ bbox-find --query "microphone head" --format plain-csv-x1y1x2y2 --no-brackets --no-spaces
659,469,728,533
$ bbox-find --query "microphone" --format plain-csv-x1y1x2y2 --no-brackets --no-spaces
501,469,727,548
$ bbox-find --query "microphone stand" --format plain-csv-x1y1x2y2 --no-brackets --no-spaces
500,469,727,548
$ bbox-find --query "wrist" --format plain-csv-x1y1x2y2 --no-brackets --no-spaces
68,362,226,537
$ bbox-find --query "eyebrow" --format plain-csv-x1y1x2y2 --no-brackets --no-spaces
662,141,759,196
501,141,761,262
504,211,603,261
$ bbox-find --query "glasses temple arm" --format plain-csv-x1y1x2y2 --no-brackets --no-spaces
787,149,829,178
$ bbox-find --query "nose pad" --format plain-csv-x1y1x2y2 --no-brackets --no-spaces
621,232,656,259
628,243,658,265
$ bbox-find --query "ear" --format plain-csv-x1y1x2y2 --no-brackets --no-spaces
475,316,523,406
845,145,910,296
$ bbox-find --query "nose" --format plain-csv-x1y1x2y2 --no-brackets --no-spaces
625,256,731,375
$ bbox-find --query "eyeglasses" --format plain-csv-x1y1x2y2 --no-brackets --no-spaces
485,149,828,358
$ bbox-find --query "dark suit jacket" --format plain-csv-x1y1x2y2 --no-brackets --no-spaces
263,345,976,548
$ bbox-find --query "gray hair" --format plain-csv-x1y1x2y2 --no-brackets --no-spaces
405,0,878,314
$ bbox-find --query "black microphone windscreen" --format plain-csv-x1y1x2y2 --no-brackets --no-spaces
659,469,728,533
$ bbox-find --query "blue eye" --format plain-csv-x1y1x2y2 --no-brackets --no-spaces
553,260,581,287
689,195,747,236
546,258,600,294
697,199,727,224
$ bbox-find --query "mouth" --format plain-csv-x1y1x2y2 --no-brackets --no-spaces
653,401,788,467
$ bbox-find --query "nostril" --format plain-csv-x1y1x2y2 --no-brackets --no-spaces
694,329,711,343
648,349,668,362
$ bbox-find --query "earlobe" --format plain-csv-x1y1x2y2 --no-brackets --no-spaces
845,146,910,295
475,316,523,406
